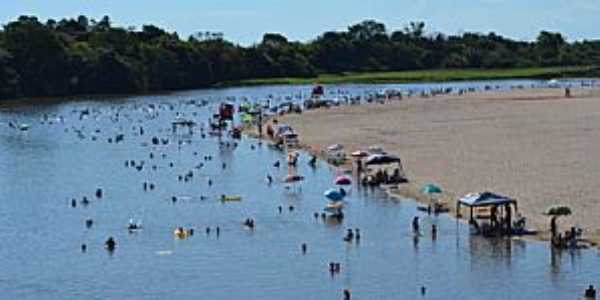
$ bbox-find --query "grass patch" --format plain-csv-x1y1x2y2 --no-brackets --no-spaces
229,66,598,86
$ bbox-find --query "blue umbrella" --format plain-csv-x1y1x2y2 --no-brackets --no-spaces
421,184,443,195
324,188,344,202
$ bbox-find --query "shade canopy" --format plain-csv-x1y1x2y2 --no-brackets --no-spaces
458,192,516,207
276,124,293,134
368,145,386,154
365,154,401,165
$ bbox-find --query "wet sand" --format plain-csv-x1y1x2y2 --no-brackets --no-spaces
279,88,600,243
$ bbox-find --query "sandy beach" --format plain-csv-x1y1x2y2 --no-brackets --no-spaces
278,88,600,243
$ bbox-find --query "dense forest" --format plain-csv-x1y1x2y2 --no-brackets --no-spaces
0,15,599,99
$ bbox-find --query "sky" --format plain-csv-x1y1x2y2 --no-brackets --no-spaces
1,0,599,45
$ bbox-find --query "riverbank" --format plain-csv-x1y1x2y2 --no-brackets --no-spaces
230,66,598,86
1,66,596,104
275,87,600,245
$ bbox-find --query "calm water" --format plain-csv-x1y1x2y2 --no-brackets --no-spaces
1,81,598,300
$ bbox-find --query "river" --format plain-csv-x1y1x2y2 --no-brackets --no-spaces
0,80,598,299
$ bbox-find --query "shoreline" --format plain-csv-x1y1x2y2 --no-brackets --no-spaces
228,66,598,86
1,66,597,104
246,124,550,245
266,87,600,247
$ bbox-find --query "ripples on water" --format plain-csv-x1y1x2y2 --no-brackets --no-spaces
0,81,598,300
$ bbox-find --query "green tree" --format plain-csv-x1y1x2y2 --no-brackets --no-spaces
3,16,71,96
535,31,566,65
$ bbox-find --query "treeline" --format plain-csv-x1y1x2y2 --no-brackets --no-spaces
0,16,599,99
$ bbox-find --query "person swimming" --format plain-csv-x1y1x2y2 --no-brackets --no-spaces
585,284,596,298
343,229,354,242
128,219,141,231
244,219,255,229
105,237,116,251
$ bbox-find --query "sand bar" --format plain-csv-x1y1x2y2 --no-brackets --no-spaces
279,88,600,243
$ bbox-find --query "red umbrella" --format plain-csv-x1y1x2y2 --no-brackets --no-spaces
335,175,352,185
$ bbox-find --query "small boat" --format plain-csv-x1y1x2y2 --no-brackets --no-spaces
19,124,31,131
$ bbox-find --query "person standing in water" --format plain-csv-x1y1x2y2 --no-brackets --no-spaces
343,289,351,300
412,217,420,235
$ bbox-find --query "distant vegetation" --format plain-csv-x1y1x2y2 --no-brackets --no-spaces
0,16,599,99
234,66,596,86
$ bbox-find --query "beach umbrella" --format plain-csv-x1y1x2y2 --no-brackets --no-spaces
545,205,572,216
365,154,401,165
335,175,352,185
351,150,369,158
324,188,344,202
239,102,252,112
368,145,386,154
421,183,442,195
240,114,254,124
327,144,343,152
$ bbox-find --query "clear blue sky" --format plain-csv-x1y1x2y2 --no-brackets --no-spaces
2,0,599,45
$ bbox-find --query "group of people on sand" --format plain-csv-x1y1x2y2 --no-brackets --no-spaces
359,167,405,187
550,216,583,249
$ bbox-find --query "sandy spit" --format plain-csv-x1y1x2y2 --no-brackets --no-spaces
277,88,600,244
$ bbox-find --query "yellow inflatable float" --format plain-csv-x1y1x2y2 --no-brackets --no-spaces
173,227,189,239
220,195,242,202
